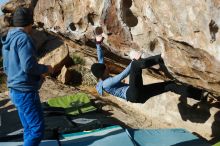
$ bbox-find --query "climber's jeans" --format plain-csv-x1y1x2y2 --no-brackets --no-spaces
10,89,44,146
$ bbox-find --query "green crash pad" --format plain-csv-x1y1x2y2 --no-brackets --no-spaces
47,93,97,115
213,142,220,146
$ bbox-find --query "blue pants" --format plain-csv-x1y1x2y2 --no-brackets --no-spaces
10,89,44,146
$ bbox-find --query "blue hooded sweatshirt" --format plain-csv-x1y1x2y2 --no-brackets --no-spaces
1,28,48,92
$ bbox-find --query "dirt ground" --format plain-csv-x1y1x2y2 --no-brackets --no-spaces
0,77,169,129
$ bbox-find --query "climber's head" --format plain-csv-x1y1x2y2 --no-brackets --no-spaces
91,63,109,79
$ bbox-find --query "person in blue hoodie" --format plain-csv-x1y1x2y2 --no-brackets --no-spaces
91,27,194,103
1,7,53,146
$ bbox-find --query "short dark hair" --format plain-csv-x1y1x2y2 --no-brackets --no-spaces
91,63,106,78
95,27,103,35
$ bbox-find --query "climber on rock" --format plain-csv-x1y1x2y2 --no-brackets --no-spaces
90,27,194,103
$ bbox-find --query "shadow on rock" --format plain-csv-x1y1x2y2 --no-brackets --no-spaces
178,91,220,125
177,97,211,123
209,110,220,144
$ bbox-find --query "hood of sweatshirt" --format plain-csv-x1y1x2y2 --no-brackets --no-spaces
1,28,25,51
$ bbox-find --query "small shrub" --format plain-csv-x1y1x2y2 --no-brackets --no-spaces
71,54,85,65
70,65,97,86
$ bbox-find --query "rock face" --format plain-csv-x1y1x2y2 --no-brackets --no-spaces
57,65,72,84
32,0,220,95
3,0,220,94
163,39,220,96
0,14,11,37
38,42,71,73
1,0,38,13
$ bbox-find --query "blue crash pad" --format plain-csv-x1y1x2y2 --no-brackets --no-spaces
61,125,135,146
126,128,211,146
